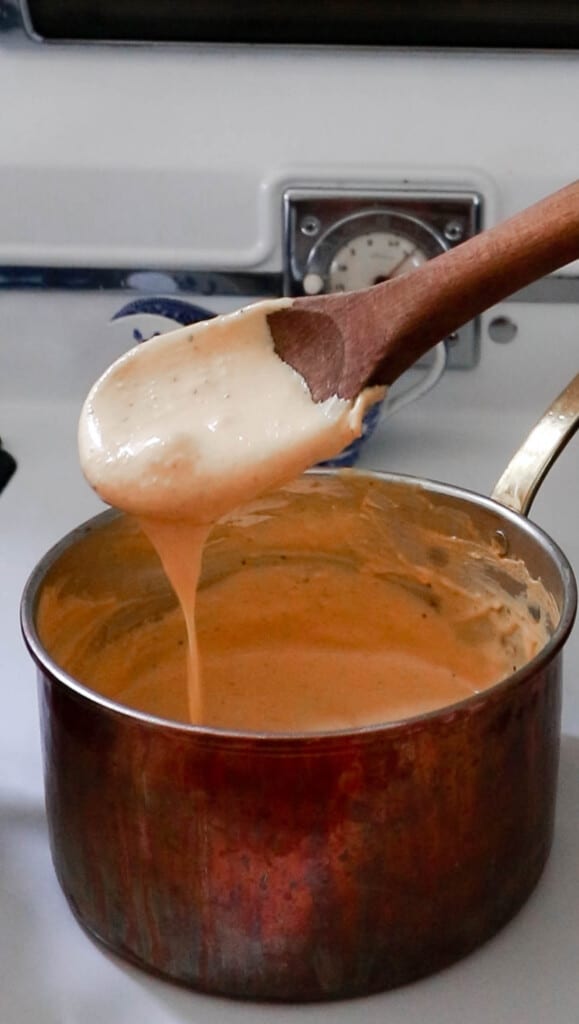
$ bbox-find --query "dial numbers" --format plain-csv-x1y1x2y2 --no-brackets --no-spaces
328,231,427,292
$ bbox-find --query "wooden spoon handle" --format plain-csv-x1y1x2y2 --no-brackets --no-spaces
369,179,579,383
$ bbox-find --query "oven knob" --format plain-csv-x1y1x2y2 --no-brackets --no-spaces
303,272,325,295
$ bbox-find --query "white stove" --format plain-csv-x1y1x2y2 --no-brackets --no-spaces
2,10,579,1021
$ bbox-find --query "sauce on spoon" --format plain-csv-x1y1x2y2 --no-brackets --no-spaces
75,297,556,732
78,299,382,719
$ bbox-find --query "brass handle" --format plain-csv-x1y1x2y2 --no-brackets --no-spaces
492,374,579,516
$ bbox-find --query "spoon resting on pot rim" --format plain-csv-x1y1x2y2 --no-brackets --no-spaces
267,180,579,402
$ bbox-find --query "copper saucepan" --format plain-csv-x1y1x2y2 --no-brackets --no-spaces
21,375,579,1001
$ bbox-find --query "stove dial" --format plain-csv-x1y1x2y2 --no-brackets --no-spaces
302,210,448,295
328,230,428,291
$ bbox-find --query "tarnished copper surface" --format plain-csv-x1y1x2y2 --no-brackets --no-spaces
22,471,575,1001
36,656,562,1000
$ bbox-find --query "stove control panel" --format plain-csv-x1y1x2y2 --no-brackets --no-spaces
282,188,483,368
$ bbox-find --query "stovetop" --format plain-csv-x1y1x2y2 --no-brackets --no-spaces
2,290,579,1022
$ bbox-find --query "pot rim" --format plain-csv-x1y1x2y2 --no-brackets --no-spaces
20,468,578,746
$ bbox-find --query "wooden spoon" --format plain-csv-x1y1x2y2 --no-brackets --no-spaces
267,181,579,401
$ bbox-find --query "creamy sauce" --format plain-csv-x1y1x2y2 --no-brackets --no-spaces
78,300,382,720
37,476,556,733
73,302,557,732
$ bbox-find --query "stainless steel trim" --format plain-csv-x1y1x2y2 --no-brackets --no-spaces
1,263,578,305
282,188,483,295
283,186,483,370
0,266,282,296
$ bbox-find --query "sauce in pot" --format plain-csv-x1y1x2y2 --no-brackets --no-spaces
37,475,556,732
77,300,381,720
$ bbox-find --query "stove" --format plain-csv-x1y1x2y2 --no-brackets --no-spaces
2,9,579,1021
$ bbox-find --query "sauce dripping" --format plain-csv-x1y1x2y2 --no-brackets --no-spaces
78,300,381,720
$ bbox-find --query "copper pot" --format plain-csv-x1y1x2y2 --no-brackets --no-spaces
20,376,579,1002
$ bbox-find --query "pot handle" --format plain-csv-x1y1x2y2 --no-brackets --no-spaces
491,374,579,517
